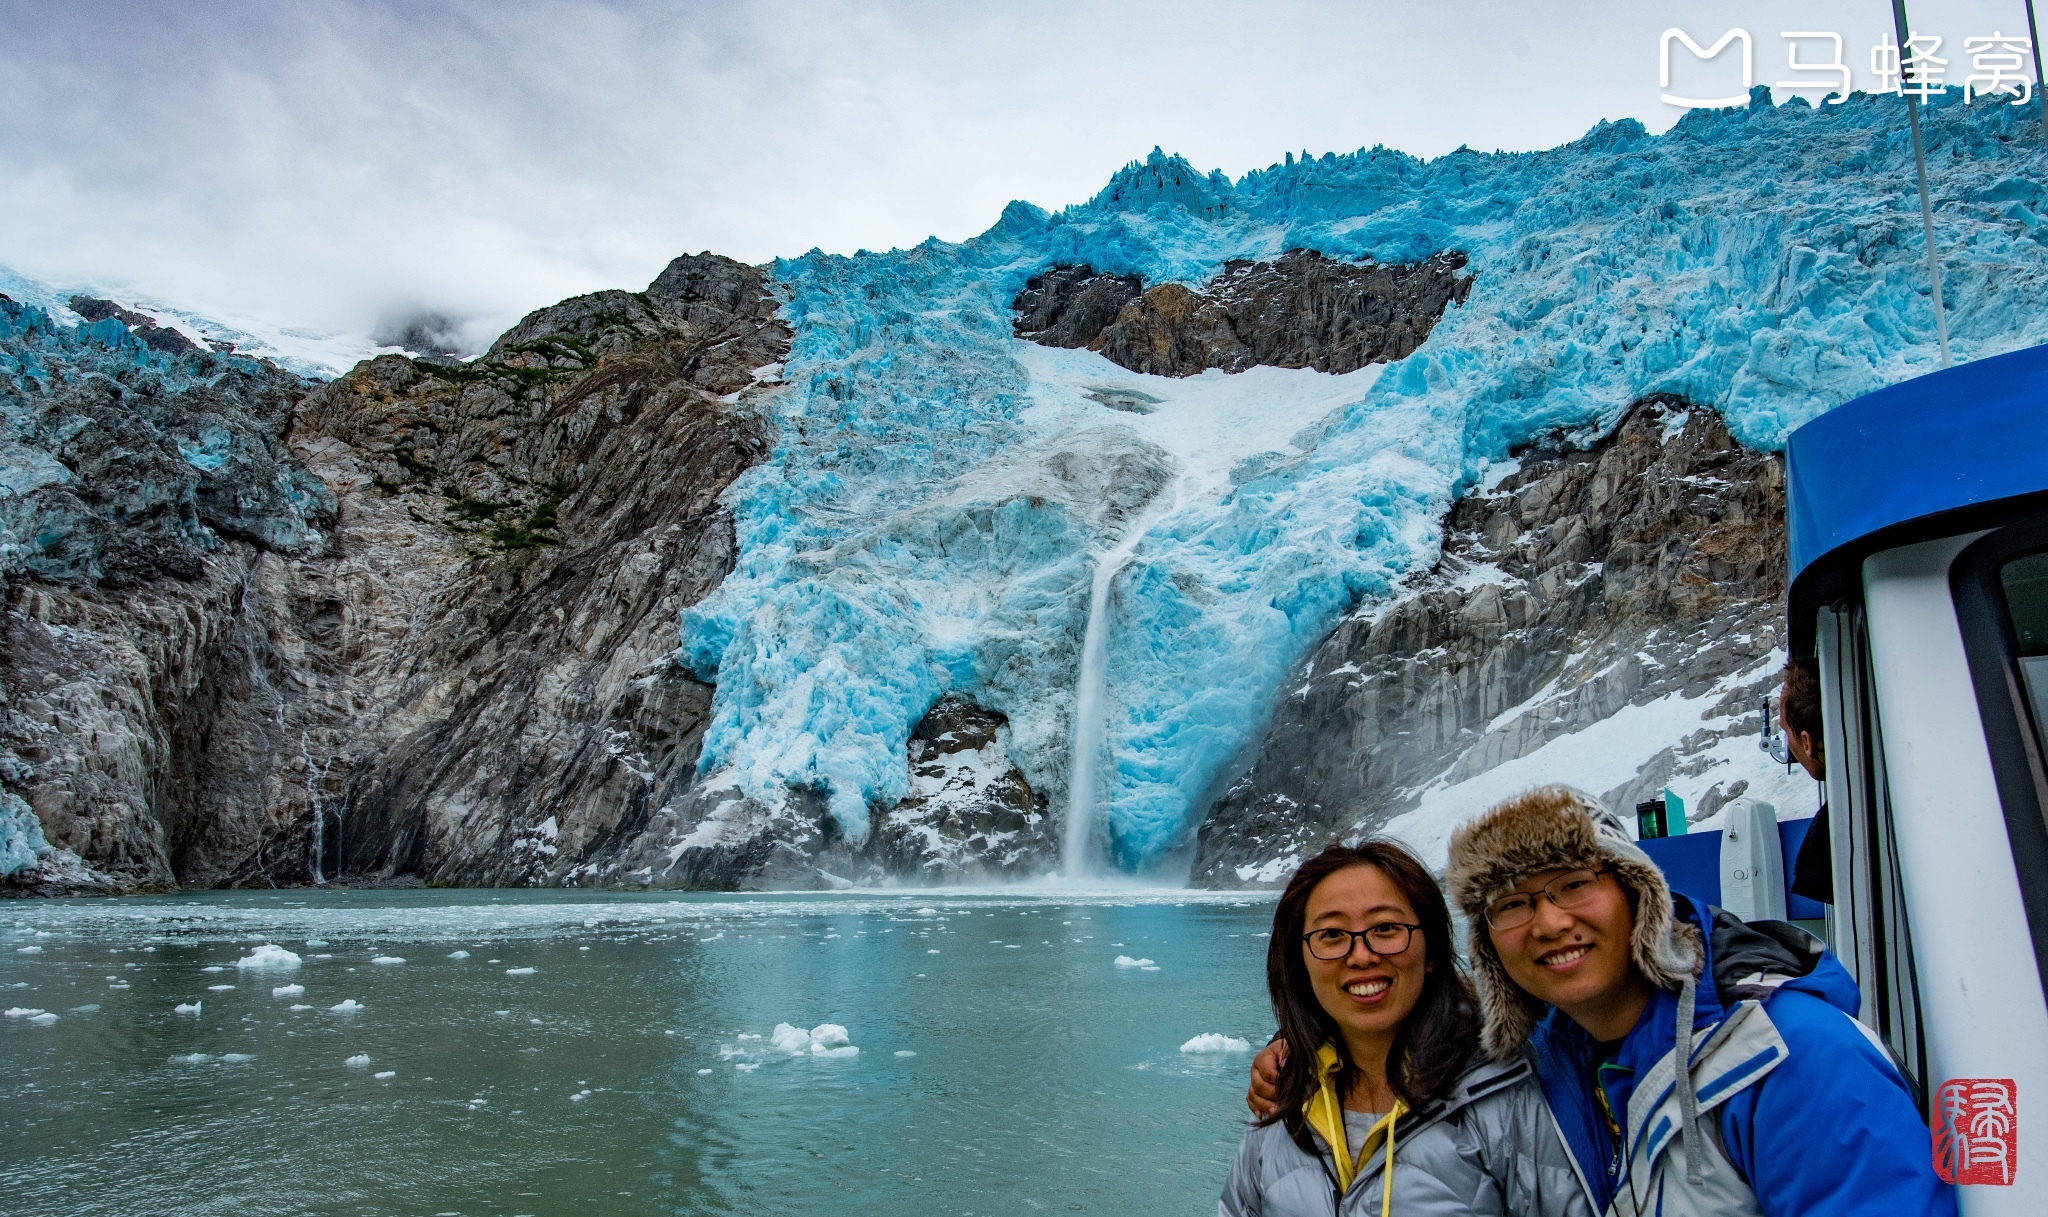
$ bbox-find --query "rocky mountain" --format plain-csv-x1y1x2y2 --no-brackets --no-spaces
1014,249,1470,375
0,258,1051,894
6,92,2046,893
1192,400,1802,886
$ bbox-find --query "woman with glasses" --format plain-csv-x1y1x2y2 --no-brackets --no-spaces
1219,839,1589,1217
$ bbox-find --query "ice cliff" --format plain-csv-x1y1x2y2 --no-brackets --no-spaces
678,88,2048,870
8,88,2048,892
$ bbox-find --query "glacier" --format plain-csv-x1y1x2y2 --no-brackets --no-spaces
678,88,2048,871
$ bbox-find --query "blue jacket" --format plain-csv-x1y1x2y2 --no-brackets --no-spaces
1529,896,1956,1216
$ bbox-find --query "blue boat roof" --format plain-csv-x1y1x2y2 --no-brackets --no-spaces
1788,342,2048,652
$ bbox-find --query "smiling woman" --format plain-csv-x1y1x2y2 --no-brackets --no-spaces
1223,841,1589,1216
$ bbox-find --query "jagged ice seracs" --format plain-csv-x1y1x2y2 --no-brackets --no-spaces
677,89,2048,871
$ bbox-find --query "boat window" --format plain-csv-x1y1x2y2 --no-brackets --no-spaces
2002,551,2048,752
1952,521,2048,1018
1816,604,1926,1098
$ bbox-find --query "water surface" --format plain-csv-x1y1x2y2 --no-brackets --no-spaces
2,887,1276,1216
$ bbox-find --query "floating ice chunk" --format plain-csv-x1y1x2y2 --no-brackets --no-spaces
222,1053,255,1063
915,908,937,916
172,1053,212,1064
494,1010,511,1016
735,1062,760,1072
504,967,536,976
447,950,470,959
1180,1033,1253,1054
894,1050,917,1058
234,945,301,970
926,949,940,955
695,1068,712,1075
808,1023,850,1050
3,1006,42,1017
343,1054,371,1067
174,1001,202,1014
207,984,235,991
16,945,41,953
202,966,225,973
328,999,363,1013
569,1092,587,1102
272,984,305,998
289,1004,313,1011
374,1071,395,1079
67,1004,99,1013
769,1022,812,1055
1113,956,1156,968
304,939,328,948
371,956,405,966
28,1011,57,1024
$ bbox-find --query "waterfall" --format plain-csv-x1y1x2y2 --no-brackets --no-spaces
302,732,326,886
1062,509,1162,877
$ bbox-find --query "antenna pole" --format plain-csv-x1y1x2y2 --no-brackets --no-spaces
2028,0,2048,145
1892,0,1952,367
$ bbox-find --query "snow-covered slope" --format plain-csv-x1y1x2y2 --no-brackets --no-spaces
0,265,392,379
679,89,2048,872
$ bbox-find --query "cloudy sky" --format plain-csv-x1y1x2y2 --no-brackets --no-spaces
0,0,2032,344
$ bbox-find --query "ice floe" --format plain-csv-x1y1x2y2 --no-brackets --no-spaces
272,984,305,997
1113,955,1155,968
371,956,405,965
328,999,363,1013
174,1001,202,1014
343,1054,371,1067
1179,1034,1252,1054
505,966,536,976
234,944,301,970
447,950,470,959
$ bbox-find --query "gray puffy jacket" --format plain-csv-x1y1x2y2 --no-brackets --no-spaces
1219,1056,1592,1217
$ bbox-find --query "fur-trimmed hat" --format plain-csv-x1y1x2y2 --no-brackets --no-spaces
1444,784,1703,1060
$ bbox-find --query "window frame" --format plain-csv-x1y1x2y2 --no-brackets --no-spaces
1948,512,2048,1018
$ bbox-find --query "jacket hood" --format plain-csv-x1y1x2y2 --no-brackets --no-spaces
1699,897,1860,1016
1443,784,1703,1060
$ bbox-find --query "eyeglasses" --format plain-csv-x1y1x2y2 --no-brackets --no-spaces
1484,868,1610,930
1300,922,1422,960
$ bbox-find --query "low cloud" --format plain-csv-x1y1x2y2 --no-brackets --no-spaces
0,0,2020,344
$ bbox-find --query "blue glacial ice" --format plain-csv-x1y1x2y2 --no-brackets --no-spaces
680,90,2048,870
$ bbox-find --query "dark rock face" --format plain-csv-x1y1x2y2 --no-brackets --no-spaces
1012,267,1143,349
1191,401,1786,886
1012,250,1472,377
5,254,1061,895
614,696,1055,890
2,257,787,891
866,697,1054,880
67,296,201,356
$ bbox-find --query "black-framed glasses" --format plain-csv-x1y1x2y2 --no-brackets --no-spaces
1301,922,1422,960
1483,868,1610,930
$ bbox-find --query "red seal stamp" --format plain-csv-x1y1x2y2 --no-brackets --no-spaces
1933,1078,2018,1186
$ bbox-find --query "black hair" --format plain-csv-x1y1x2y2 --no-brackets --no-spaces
1260,839,1479,1152
1782,657,1823,745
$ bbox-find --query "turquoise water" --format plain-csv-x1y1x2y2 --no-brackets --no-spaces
1,888,1276,1215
